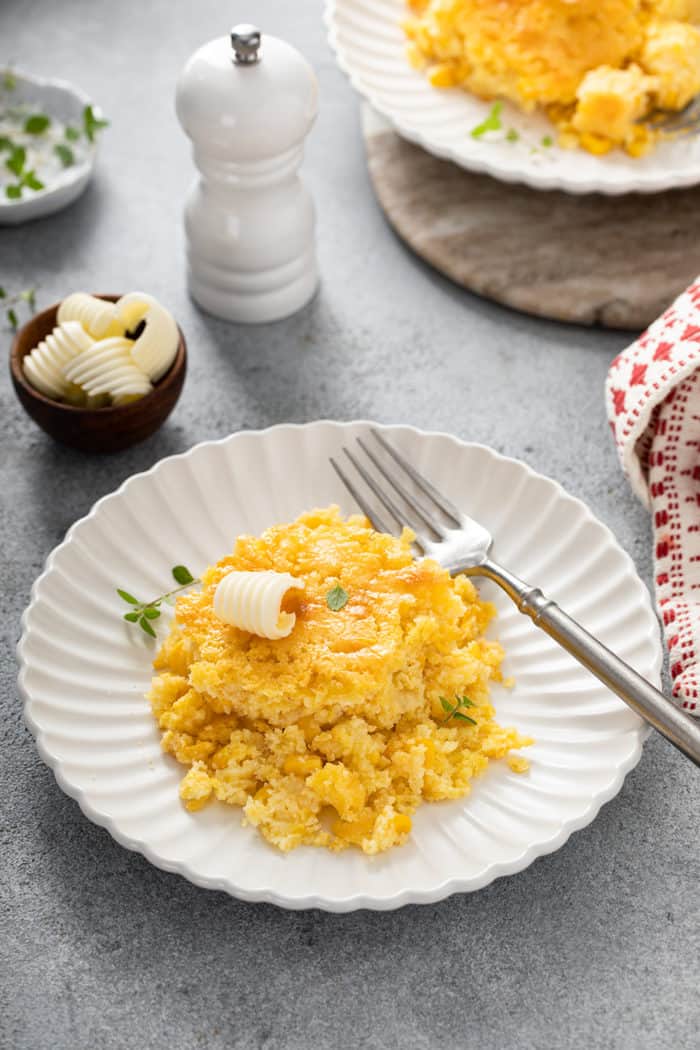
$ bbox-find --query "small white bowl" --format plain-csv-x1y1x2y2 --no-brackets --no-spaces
0,70,100,225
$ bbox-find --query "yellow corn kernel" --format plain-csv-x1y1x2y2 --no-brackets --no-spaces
625,139,647,159
625,126,655,158
297,716,320,744
507,754,530,774
405,42,424,69
184,796,210,812
393,813,412,835
415,738,436,767
557,129,579,151
578,132,614,155
333,815,374,843
309,763,366,821
428,63,457,88
283,754,323,777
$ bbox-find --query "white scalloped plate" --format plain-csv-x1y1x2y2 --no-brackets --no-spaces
325,0,700,195
18,422,661,910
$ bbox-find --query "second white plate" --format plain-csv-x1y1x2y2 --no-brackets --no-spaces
325,0,700,195
18,422,661,910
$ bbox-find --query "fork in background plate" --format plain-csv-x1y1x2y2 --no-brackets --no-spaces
331,429,700,767
646,95,700,137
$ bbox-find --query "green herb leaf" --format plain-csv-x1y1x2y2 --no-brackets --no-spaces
0,136,12,152
139,615,157,638
5,145,25,176
83,104,109,143
24,113,50,135
19,288,36,308
54,143,75,167
541,135,554,148
506,128,519,143
3,70,16,91
326,584,349,611
470,101,503,139
65,125,80,142
118,568,199,636
172,565,194,586
1,285,38,327
22,170,44,191
441,693,477,724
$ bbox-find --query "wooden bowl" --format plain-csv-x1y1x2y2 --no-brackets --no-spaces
10,294,187,453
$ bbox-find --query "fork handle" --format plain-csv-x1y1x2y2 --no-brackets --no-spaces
479,559,700,767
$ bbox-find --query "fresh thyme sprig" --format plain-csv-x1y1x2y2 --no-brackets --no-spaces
82,104,109,143
0,285,36,329
117,565,199,638
440,694,477,725
470,101,503,139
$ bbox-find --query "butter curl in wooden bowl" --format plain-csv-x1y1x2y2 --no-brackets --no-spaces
10,292,186,452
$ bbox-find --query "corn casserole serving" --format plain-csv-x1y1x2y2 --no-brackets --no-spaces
148,507,531,855
404,0,700,155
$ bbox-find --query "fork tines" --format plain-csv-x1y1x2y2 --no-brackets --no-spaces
330,429,460,552
646,95,700,134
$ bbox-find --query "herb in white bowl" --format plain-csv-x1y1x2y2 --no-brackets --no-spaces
0,69,108,201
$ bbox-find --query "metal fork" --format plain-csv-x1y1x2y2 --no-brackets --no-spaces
645,95,700,137
331,430,700,767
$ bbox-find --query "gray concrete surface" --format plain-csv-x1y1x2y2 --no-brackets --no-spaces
1,2,698,1048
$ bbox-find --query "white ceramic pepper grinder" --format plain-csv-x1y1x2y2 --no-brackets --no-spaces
175,24,319,324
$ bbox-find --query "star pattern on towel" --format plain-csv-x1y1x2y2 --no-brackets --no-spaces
605,277,700,715
630,363,648,386
653,341,673,363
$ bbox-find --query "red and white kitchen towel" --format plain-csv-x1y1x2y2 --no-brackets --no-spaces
606,277,700,715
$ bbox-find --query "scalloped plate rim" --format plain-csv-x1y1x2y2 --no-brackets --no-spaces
18,420,661,911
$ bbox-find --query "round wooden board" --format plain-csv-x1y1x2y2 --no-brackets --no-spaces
362,106,700,331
